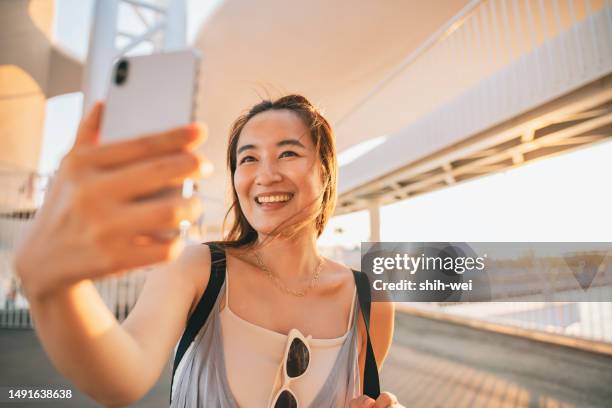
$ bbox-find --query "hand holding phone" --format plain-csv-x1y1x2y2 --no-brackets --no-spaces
14,103,210,301
100,50,202,238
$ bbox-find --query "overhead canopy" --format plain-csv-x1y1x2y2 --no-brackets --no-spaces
192,0,470,232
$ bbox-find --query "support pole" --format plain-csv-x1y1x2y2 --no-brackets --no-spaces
368,199,381,242
82,0,119,112
82,0,187,112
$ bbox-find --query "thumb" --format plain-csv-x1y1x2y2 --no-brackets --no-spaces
74,101,104,147
350,395,376,408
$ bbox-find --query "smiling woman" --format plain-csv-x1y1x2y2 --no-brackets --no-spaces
167,95,398,407
220,96,338,247
14,95,397,408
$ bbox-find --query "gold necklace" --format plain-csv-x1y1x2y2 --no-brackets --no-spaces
253,251,323,297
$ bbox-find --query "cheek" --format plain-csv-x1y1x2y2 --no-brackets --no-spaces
310,163,325,189
297,166,325,198
233,169,251,203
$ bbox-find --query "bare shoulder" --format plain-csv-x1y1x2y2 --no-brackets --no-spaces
178,243,213,318
175,242,212,279
318,257,356,296
124,242,212,328
175,242,212,268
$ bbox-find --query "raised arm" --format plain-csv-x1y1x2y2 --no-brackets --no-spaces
14,103,210,406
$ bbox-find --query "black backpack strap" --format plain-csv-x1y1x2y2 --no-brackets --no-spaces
170,243,226,403
352,270,381,399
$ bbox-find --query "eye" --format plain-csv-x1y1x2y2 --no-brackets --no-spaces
280,151,299,158
239,155,256,164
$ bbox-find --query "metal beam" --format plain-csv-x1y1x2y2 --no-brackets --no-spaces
335,76,612,216
83,0,187,111
338,76,612,204
116,20,164,56
336,114,612,215
442,163,456,185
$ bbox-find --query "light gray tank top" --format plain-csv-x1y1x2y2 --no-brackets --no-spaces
170,277,361,407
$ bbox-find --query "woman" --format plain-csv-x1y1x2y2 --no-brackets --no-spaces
15,95,401,407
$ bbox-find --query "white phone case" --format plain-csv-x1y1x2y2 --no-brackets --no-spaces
100,49,200,143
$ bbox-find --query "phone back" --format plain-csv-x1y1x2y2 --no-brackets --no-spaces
100,50,199,143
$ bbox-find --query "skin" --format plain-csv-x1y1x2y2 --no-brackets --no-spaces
15,102,209,298
227,109,399,406
14,103,210,406
15,104,400,407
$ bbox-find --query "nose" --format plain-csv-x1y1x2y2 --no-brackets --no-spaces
255,159,282,185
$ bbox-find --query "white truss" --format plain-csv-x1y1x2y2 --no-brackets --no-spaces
82,0,187,111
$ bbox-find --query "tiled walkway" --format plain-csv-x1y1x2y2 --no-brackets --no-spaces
1,313,611,407
381,314,612,408
0,328,171,407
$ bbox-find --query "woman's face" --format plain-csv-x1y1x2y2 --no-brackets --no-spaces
234,109,323,236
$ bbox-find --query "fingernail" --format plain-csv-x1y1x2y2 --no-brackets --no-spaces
186,124,200,137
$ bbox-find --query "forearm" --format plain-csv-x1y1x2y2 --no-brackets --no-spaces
27,280,151,406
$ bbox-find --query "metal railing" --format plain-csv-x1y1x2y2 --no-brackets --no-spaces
1,170,46,328
328,245,612,350
394,300,612,355
0,170,205,328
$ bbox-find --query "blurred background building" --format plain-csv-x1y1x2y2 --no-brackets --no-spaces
1,0,611,406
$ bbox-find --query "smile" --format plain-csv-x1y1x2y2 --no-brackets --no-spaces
255,193,294,205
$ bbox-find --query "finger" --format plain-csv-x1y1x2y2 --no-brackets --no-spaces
74,101,104,147
83,123,207,169
96,151,206,200
104,196,203,236
350,395,376,408
373,392,398,408
100,239,185,275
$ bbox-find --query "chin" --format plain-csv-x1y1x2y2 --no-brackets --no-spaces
260,223,293,235
252,220,299,238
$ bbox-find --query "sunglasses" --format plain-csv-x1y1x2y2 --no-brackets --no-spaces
270,329,311,408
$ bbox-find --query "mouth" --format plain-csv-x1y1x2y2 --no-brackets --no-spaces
254,193,294,209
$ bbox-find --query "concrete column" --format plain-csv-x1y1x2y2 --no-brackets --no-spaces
0,0,55,175
368,199,381,242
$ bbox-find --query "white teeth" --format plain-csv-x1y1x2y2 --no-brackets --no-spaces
256,194,292,204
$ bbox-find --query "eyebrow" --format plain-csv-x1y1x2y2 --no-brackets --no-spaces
237,139,306,155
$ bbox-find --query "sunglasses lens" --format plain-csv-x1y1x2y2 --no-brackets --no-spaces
274,390,298,408
286,338,309,378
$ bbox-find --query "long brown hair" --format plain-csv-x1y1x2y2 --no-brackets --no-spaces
211,94,337,250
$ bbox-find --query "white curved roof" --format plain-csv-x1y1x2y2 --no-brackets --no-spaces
191,0,470,231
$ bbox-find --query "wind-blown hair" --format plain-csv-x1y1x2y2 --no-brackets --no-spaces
212,94,337,250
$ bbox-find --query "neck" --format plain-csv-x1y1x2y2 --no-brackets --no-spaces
254,227,321,282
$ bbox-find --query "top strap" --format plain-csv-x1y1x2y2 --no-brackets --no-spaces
352,270,381,399
170,243,226,403
169,245,380,402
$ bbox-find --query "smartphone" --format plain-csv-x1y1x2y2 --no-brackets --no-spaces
100,49,200,143
100,49,201,240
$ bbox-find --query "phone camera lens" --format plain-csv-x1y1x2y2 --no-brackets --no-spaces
115,59,129,86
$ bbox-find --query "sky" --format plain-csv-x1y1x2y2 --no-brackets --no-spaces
41,0,612,247
318,140,612,247
40,0,224,175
